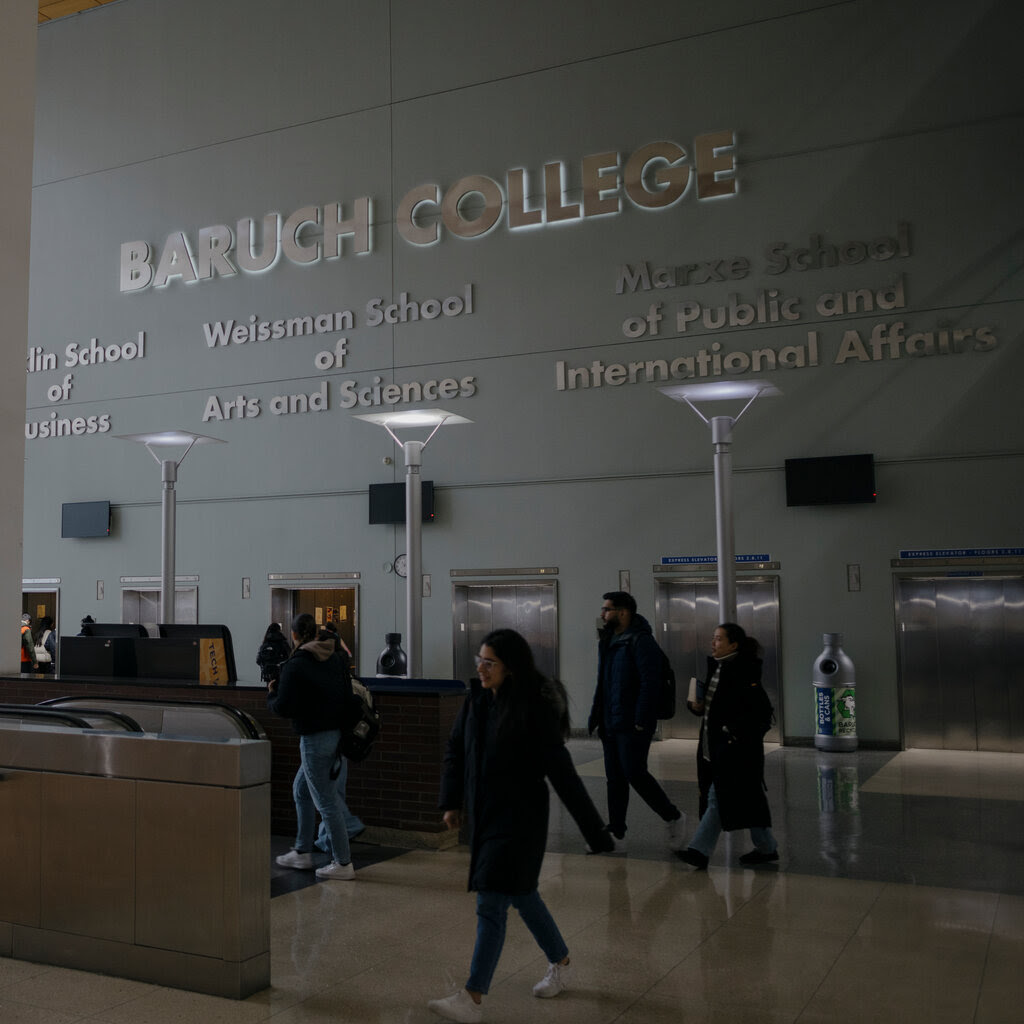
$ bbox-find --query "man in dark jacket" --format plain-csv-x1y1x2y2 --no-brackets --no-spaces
588,591,683,846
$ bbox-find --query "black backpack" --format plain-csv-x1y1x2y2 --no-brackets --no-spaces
257,639,286,682
628,635,677,720
336,679,381,763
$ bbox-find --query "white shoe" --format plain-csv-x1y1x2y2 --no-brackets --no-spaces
533,959,573,998
276,849,314,870
667,813,686,851
427,988,482,1022
315,860,355,880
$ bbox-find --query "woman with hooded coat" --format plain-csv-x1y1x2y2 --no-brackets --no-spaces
428,628,612,1023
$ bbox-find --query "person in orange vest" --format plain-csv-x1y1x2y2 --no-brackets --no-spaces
20,613,38,672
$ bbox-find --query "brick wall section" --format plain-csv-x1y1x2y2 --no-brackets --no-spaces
1,675,464,837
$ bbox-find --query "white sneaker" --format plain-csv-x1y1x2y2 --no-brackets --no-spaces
315,861,355,880
427,988,482,1022
667,813,686,851
276,849,314,870
533,959,573,998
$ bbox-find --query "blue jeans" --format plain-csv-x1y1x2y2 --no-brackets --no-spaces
315,757,366,850
689,783,777,859
467,889,568,995
601,728,680,835
292,730,352,866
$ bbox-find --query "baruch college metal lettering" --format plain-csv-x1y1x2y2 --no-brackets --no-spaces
118,132,737,291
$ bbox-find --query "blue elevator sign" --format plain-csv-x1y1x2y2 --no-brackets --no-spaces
899,547,1024,559
661,554,771,565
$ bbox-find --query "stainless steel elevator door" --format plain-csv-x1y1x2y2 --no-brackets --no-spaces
896,575,1024,752
269,586,359,662
452,582,558,684
655,577,782,742
121,588,198,629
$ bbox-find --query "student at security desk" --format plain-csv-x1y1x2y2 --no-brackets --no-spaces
314,621,366,849
267,613,357,881
256,621,291,684
429,628,613,1024
41,616,57,663
677,622,778,870
588,591,684,847
34,615,56,673
20,613,38,673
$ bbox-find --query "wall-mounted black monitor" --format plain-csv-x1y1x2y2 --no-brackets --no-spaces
369,481,435,524
785,454,876,506
61,500,111,538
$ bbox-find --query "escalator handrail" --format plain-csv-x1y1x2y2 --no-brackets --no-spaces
39,695,265,739
0,705,95,729
34,705,145,732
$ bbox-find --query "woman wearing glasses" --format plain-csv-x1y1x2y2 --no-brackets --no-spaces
428,628,612,1023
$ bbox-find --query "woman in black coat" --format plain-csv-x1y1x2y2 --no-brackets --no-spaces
428,629,612,1023
677,622,779,870
267,613,356,881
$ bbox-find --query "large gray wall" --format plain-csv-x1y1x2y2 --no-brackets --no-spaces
25,0,1024,743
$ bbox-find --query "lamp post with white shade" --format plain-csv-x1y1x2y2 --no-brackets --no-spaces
354,409,471,677
657,381,780,623
113,430,226,624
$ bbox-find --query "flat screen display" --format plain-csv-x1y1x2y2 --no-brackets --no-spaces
785,454,876,506
61,500,111,537
369,481,435,524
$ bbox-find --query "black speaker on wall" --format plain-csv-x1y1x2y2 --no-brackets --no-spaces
784,454,876,507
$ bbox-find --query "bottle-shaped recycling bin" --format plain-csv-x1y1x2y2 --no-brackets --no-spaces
813,632,857,751
376,632,408,677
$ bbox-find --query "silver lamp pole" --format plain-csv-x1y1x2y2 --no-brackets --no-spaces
355,409,471,678
160,456,178,624
115,431,226,625
403,437,425,676
711,414,737,622
658,382,780,624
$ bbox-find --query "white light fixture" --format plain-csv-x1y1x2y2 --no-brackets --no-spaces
114,430,226,624
354,409,471,676
658,380,780,622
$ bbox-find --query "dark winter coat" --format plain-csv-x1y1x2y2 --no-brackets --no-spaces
440,677,608,894
267,638,352,736
588,614,663,735
692,653,774,831
257,632,292,683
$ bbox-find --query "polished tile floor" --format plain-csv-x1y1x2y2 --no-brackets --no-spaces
2,740,1022,1023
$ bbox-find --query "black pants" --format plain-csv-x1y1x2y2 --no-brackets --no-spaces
601,728,679,834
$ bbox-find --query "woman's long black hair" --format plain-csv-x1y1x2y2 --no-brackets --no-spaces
481,628,569,740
